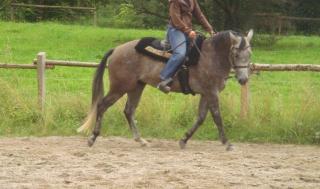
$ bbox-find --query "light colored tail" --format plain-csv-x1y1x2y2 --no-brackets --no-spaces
77,102,98,134
77,49,114,133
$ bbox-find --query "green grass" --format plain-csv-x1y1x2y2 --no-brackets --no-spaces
0,21,319,145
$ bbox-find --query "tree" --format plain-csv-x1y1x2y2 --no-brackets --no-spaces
292,0,320,34
130,0,168,28
213,0,242,29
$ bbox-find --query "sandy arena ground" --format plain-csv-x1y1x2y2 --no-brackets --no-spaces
0,136,319,189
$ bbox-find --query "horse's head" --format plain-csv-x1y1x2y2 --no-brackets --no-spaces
229,30,253,85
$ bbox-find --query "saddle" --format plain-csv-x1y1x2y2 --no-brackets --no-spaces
135,35,206,95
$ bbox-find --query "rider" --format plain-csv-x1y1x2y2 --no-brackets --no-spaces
158,0,215,93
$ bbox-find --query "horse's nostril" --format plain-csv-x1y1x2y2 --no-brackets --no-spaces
238,78,248,85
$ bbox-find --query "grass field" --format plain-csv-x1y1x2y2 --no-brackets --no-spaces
0,21,319,144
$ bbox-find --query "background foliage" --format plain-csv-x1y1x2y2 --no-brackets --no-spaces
1,0,320,34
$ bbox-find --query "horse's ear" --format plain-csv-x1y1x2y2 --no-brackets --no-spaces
247,29,254,42
230,32,241,47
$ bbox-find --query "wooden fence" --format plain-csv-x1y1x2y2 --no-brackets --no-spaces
10,3,97,26
1,52,320,115
255,13,320,35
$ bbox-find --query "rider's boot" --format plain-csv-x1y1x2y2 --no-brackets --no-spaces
157,78,173,94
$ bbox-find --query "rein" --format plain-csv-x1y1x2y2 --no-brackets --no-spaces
166,40,186,52
165,32,251,70
191,39,205,58
192,38,251,70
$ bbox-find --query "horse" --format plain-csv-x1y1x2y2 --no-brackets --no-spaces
77,30,254,151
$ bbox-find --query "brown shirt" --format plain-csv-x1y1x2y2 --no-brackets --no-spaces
169,0,213,34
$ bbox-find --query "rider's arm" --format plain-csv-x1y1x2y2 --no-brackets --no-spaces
193,0,214,34
169,0,192,35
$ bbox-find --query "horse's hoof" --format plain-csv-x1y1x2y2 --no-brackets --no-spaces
140,139,149,147
179,140,187,149
87,136,96,147
135,138,149,147
226,144,234,151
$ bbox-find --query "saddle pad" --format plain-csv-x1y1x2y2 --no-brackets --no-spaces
135,35,206,66
135,37,170,62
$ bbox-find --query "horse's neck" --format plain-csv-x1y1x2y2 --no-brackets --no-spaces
202,39,232,74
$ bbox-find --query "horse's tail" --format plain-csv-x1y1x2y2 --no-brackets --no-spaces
77,49,114,133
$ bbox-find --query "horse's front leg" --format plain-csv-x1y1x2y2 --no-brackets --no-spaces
179,95,208,149
208,90,233,151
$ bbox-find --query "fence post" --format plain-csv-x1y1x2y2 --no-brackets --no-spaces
93,8,97,26
240,81,249,118
278,17,283,35
37,52,46,112
10,4,15,21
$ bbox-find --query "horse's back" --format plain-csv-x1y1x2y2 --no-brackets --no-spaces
108,39,200,93
108,40,166,90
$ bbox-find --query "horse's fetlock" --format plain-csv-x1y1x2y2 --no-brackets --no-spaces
179,140,187,149
221,137,228,145
93,130,100,136
88,136,96,147
185,132,192,139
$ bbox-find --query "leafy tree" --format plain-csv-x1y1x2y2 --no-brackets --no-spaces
0,0,319,34
129,0,168,29
112,3,144,28
292,0,320,34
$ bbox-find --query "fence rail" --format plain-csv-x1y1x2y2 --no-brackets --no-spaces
251,63,320,72
254,13,320,35
33,59,98,68
10,3,97,26
1,52,320,115
255,13,320,22
0,63,55,69
11,3,96,11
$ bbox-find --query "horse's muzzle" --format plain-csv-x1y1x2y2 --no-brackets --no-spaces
238,78,248,85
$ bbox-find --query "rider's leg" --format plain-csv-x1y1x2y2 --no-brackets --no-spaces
158,26,187,93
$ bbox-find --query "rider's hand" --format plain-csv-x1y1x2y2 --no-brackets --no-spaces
210,31,216,37
188,31,197,40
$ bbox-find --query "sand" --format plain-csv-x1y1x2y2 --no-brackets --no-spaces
0,136,319,189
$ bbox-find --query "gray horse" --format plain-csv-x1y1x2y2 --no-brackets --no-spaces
77,30,254,150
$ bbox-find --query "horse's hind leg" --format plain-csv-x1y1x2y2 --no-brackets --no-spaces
88,91,124,147
179,95,208,149
123,83,148,146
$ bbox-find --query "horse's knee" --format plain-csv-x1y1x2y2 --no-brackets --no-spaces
123,107,133,119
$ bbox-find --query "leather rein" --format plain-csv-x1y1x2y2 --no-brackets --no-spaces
167,32,251,71
192,37,251,70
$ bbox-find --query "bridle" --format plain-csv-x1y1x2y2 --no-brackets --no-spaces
229,45,251,70
172,32,252,70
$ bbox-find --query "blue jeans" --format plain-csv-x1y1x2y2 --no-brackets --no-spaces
160,26,188,80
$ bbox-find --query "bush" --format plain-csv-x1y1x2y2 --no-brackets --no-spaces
252,34,281,49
